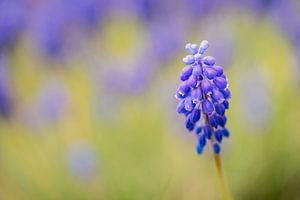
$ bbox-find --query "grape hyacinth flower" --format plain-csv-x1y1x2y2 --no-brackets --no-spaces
0,0,27,53
0,55,13,119
175,40,231,155
30,0,107,60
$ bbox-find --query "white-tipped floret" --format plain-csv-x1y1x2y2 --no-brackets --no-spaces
185,43,192,49
194,53,202,61
186,43,198,54
199,40,209,54
182,55,195,65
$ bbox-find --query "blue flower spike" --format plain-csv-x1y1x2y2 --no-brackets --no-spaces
175,40,231,155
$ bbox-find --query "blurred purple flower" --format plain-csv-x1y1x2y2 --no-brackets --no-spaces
128,61,156,93
270,0,300,40
30,0,106,60
21,79,69,129
269,0,300,82
184,0,221,20
61,0,108,29
274,0,300,44
97,15,186,120
30,1,69,59
107,0,159,20
94,48,157,120
0,0,27,52
198,18,236,67
0,54,13,119
229,0,276,14
66,141,98,181
238,68,272,128
148,19,185,63
103,52,157,95
136,0,160,22
35,79,69,123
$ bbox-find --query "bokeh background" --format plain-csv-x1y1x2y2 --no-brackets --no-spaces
1,0,300,199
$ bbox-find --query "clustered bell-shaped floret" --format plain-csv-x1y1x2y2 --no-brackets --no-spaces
175,40,231,155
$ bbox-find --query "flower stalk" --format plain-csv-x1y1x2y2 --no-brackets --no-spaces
211,144,232,200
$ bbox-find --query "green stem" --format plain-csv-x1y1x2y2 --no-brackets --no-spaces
201,93,232,199
210,143,232,200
